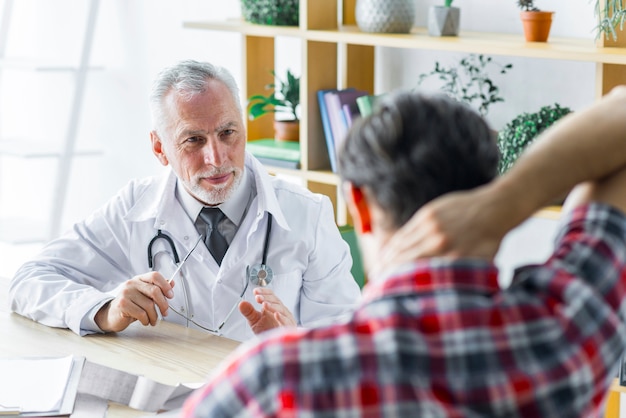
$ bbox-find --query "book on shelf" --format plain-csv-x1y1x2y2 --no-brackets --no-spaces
318,88,368,173
342,101,361,128
317,88,340,173
356,94,385,118
246,138,300,162
324,89,368,165
255,156,300,169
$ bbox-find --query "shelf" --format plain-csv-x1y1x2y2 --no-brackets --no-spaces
185,6,626,228
183,19,626,64
183,19,302,37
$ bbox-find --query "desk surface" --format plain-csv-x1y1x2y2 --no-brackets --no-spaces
0,277,240,417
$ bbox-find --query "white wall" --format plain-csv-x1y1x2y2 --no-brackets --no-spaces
0,0,595,278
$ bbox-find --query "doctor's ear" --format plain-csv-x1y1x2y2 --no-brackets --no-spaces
344,183,372,235
151,130,169,166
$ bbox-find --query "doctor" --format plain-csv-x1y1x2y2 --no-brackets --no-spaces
9,60,362,342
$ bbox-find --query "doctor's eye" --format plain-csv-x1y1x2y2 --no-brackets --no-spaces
220,129,235,139
186,136,204,144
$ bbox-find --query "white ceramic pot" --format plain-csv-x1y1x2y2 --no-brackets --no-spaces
427,6,460,36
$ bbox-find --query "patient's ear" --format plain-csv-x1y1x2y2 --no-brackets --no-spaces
345,183,372,234
151,131,169,166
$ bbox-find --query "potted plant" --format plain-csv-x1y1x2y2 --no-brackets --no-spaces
517,0,554,42
240,0,299,26
497,103,572,174
595,0,626,41
417,54,513,117
248,69,300,142
428,0,461,37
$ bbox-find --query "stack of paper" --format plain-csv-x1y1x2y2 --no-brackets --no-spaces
0,356,84,416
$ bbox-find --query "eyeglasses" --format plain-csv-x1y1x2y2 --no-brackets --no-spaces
168,274,251,334
165,236,272,334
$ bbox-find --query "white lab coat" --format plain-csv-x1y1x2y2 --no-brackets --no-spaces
9,153,361,342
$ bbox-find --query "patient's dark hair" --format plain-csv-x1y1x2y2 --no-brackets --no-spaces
338,90,499,230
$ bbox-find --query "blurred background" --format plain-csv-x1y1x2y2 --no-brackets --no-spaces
0,0,594,279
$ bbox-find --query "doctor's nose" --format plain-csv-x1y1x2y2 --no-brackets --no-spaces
202,141,226,167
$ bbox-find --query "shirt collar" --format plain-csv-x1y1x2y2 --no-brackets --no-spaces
176,166,253,227
362,258,500,304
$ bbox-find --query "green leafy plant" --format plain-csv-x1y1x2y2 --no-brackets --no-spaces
417,54,513,116
595,0,626,41
444,0,454,6
517,0,540,11
497,103,572,174
248,69,300,122
240,0,299,26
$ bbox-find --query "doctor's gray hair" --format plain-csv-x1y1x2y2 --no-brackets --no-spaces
149,60,243,135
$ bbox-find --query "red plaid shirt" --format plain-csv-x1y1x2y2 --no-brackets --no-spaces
183,203,626,417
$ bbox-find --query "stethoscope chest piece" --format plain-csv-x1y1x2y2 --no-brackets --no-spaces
247,263,273,287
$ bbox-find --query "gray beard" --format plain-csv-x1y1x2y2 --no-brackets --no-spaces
186,167,243,205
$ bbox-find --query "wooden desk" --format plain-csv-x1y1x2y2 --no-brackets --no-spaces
0,277,240,417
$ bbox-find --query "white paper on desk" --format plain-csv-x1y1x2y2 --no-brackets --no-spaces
0,356,74,413
130,377,200,412
78,360,203,413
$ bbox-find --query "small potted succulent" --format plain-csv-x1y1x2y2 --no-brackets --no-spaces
428,0,461,37
248,69,300,142
517,0,554,42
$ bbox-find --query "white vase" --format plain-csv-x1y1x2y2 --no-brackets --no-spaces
355,0,416,34
427,6,460,37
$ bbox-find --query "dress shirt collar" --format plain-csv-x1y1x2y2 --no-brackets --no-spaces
362,258,500,305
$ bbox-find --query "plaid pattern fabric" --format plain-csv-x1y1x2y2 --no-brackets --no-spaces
183,203,626,418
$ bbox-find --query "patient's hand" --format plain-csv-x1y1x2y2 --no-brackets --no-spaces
377,189,505,271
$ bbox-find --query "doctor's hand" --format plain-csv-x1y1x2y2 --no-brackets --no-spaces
238,288,296,334
94,271,175,333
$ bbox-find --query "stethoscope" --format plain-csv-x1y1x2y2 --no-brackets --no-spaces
147,213,274,286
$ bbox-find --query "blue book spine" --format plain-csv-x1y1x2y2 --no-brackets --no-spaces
317,89,338,173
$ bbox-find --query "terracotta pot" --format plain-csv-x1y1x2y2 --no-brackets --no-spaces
274,120,299,142
520,11,554,42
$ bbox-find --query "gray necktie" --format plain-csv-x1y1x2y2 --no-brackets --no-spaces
199,207,229,265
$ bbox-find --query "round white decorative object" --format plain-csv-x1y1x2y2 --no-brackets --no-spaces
356,0,416,34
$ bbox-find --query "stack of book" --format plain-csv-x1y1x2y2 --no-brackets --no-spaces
246,138,301,170
317,88,382,172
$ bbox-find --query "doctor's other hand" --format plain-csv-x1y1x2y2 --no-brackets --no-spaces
94,271,175,333
239,288,297,334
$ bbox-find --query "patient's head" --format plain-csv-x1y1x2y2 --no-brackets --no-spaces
338,90,499,231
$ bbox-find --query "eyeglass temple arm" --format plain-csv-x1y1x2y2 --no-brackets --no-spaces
217,275,251,331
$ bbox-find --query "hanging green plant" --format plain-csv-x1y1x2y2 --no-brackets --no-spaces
595,0,626,41
497,103,572,174
240,0,299,26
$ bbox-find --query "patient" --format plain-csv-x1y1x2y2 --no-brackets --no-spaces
182,88,626,417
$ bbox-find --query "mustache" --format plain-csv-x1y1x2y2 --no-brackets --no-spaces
195,167,235,178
